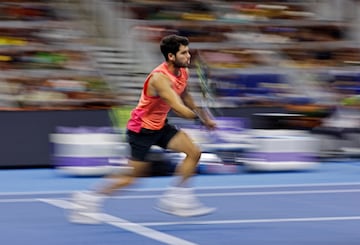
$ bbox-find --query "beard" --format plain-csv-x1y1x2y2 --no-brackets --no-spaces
173,59,189,68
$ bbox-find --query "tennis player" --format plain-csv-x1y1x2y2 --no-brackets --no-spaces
69,34,216,224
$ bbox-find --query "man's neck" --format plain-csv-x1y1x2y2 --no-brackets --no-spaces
166,62,180,76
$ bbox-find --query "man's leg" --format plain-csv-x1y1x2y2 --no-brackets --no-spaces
68,160,149,224
97,159,149,195
155,130,216,217
166,130,201,186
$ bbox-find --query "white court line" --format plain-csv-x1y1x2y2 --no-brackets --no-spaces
0,198,40,203
39,198,360,229
109,188,360,199
2,182,360,196
137,216,360,227
39,199,197,245
0,191,74,196
1,188,360,203
128,182,360,192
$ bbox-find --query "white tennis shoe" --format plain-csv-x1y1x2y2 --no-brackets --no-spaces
155,187,216,217
68,191,104,224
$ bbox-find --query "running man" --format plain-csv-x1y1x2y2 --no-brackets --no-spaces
69,34,216,224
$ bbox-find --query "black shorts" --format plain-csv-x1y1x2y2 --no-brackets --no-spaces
126,123,179,161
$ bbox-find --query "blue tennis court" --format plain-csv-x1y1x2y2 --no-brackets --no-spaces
1,161,360,245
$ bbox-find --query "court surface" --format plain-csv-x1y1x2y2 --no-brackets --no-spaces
1,160,359,245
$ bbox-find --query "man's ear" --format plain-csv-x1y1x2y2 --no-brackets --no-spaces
168,53,175,62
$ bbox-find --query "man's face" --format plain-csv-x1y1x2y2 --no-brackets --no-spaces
173,44,191,68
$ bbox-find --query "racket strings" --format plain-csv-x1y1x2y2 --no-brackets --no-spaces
195,59,220,116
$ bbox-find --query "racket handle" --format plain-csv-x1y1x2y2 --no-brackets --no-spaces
194,113,206,125
195,108,212,127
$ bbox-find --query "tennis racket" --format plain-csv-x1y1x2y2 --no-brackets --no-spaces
194,50,221,121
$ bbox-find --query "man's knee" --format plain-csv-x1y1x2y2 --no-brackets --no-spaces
189,145,202,162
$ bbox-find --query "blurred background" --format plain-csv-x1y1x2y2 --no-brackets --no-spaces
0,0,360,172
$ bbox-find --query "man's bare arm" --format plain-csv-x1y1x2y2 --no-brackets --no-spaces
150,73,197,119
182,88,217,129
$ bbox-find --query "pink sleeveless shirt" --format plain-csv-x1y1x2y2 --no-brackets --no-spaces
127,62,188,133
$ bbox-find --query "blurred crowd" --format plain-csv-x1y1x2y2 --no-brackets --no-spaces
0,0,359,128
0,1,118,110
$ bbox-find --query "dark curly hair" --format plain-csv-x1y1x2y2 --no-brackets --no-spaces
160,34,189,61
